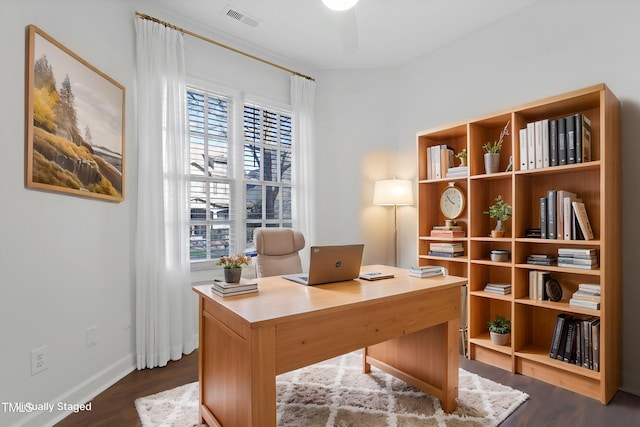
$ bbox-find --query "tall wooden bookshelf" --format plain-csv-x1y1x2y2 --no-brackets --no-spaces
417,84,620,403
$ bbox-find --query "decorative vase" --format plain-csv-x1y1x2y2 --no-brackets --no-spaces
460,157,467,167
484,153,500,174
224,267,242,283
491,219,505,238
490,331,510,346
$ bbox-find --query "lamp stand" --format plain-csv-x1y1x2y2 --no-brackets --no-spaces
393,204,398,266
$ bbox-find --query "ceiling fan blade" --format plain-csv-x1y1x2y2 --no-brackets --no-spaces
336,9,358,54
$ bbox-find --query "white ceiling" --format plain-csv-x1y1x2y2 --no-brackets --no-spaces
148,0,539,70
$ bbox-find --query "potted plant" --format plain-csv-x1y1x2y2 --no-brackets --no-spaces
455,148,467,166
487,315,511,345
484,195,512,238
217,254,251,283
482,120,510,174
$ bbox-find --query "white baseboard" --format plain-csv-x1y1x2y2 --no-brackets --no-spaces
11,353,136,427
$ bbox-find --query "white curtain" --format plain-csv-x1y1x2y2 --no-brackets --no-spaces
291,76,317,261
134,19,197,369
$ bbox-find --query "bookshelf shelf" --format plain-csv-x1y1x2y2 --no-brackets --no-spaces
515,346,602,380
470,290,513,301
470,333,513,355
416,83,620,404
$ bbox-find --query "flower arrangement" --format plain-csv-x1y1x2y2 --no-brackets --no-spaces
455,148,467,159
482,120,510,154
217,254,250,269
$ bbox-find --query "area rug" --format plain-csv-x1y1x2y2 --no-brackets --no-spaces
135,351,528,427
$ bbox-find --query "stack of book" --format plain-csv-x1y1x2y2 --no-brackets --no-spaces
526,254,556,266
557,248,599,270
409,266,447,278
430,225,465,238
211,278,258,297
446,165,468,178
569,283,601,310
549,313,600,371
484,283,511,295
428,242,464,258
525,228,542,238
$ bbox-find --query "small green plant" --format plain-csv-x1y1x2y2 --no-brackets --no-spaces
484,195,512,226
455,148,467,159
487,315,511,334
482,120,510,154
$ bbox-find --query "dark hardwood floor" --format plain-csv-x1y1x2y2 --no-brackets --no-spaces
55,351,199,427
57,350,640,426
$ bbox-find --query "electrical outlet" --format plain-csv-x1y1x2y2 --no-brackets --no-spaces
87,326,98,347
31,346,48,375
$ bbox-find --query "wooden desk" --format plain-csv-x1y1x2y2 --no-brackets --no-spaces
192,265,464,426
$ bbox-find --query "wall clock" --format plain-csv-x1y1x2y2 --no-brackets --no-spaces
440,182,465,220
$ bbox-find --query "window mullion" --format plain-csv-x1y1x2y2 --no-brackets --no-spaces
233,97,245,253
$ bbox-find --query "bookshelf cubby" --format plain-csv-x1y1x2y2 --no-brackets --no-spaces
416,83,620,403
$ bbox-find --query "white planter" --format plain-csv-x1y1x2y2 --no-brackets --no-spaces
490,331,510,346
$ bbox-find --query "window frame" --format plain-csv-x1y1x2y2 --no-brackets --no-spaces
186,80,294,271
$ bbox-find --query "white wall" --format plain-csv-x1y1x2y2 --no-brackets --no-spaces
0,1,137,426
313,68,404,266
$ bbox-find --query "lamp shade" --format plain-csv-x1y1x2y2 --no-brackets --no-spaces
373,179,414,206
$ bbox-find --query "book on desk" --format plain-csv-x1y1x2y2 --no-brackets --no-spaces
211,278,258,296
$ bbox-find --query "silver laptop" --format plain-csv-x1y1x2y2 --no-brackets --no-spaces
283,244,364,286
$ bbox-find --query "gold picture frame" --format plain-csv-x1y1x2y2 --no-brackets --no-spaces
25,25,125,202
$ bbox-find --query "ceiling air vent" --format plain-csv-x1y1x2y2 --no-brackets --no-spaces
223,5,259,28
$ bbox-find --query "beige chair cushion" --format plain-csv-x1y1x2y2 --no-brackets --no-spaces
254,228,305,278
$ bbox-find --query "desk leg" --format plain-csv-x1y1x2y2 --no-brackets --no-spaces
250,325,277,426
363,319,460,414
363,347,371,373
441,317,460,413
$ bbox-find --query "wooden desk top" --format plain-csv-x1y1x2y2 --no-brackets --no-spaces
192,265,467,327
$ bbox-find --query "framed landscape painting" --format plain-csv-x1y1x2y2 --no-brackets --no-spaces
26,25,125,202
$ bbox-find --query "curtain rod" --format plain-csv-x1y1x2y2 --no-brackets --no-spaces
135,11,315,82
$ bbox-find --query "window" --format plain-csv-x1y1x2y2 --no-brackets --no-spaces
243,103,293,247
187,87,293,266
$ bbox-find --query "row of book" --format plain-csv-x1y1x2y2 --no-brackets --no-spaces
519,113,591,171
211,278,258,297
528,271,555,301
550,313,600,371
426,145,455,180
409,265,447,278
484,283,511,295
540,189,594,240
569,283,601,310
428,242,464,258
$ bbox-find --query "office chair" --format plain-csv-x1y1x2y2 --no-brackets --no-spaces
253,228,305,278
